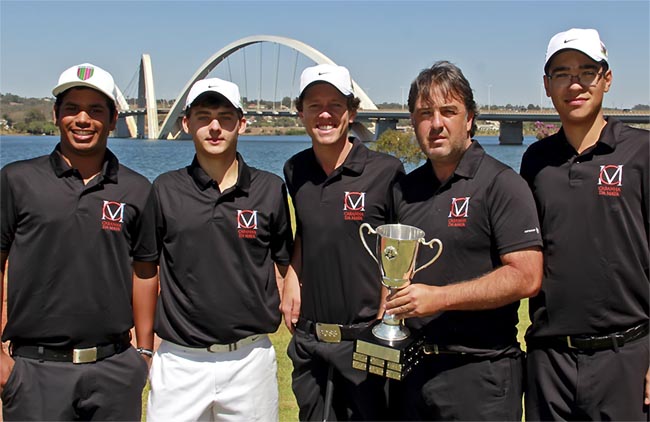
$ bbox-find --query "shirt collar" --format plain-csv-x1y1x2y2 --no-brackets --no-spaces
188,152,252,193
449,139,485,180
598,116,623,150
49,143,119,183
555,116,621,153
340,137,368,175
302,137,367,178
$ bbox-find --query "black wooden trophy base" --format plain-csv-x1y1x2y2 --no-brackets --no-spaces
352,321,424,381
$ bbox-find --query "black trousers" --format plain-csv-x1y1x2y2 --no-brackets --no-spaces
390,353,524,421
2,347,148,421
525,334,649,421
288,330,389,421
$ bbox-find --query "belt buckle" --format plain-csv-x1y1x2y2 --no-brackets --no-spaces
566,336,578,349
423,344,440,355
207,344,231,353
315,323,342,343
72,347,98,364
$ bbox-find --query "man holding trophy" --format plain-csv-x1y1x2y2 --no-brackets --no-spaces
281,64,404,421
385,61,544,420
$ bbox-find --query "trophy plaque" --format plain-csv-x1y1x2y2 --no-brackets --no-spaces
353,223,442,380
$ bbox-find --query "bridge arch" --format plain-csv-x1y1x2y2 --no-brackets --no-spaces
157,34,378,139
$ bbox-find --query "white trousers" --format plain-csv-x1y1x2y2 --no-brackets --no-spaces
146,336,279,422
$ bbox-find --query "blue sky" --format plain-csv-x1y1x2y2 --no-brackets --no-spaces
1,0,648,109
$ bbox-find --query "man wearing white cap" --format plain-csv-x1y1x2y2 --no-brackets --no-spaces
521,28,649,420
0,63,158,420
281,64,404,420
146,78,293,421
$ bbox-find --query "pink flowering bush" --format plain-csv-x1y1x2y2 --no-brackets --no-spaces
534,121,558,140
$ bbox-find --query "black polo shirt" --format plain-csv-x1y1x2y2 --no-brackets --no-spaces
520,117,649,338
153,153,293,346
284,137,405,324
0,145,158,348
394,140,542,355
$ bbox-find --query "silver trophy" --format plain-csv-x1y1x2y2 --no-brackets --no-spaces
359,223,443,341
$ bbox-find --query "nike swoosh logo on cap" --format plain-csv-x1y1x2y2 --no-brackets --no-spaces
318,72,330,75
563,39,577,43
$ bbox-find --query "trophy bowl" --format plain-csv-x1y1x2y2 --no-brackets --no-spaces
359,223,443,341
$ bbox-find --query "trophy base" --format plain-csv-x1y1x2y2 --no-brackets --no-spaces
372,321,410,341
353,321,424,381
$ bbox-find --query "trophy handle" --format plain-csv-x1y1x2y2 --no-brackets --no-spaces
359,223,378,264
413,238,443,275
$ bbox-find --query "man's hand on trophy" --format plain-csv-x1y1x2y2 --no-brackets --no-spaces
384,283,445,318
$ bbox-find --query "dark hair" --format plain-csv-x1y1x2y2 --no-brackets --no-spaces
185,92,244,118
408,61,479,137
294,83,361,113
53,87,117,121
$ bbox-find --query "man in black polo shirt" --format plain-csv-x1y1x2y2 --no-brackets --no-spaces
0,63,158,421
521,28,649,421
146,78,293,421
385,61,543,420
281,64,405,421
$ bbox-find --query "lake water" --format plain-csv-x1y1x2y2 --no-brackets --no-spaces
0,135,537,180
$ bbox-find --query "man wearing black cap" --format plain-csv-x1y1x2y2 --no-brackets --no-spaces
0,63,158,420
146,77,293,422
521,28,649,420
385,60,543,421
281,64,405,421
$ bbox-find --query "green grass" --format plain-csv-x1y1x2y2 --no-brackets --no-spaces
517,298,531,352
270,325,300,421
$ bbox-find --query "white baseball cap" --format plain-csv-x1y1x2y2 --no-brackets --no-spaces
52,63,117,105
545,28,608,73
185,78,243,111
299,64,354,97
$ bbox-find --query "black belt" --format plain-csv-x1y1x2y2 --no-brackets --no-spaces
11,333,132,364
422,343,468,355
296,318,371,343
527,321,649,352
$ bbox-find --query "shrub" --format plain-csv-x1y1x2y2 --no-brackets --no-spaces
371,129,424,165
534,121,558,140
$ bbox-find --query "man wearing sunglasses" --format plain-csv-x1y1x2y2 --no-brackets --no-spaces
520,28,649,420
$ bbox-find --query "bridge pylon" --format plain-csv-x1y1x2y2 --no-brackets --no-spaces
114,86,137,138
137,54,158,139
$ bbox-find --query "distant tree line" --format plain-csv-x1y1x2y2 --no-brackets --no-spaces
1,93,57,135
2,92,648,137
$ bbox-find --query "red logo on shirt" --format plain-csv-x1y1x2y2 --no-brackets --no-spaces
598,165,622,197
102,200,125,232
448,197,470,227
237,210,258,238
344,192,365,221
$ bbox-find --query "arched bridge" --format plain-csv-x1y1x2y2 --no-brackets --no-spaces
118,35,377,141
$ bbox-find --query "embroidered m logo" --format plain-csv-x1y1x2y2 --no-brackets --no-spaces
102,201,125,223
344,192,365,211
237,210,258,229
598,165,623,187
449,197,470,218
